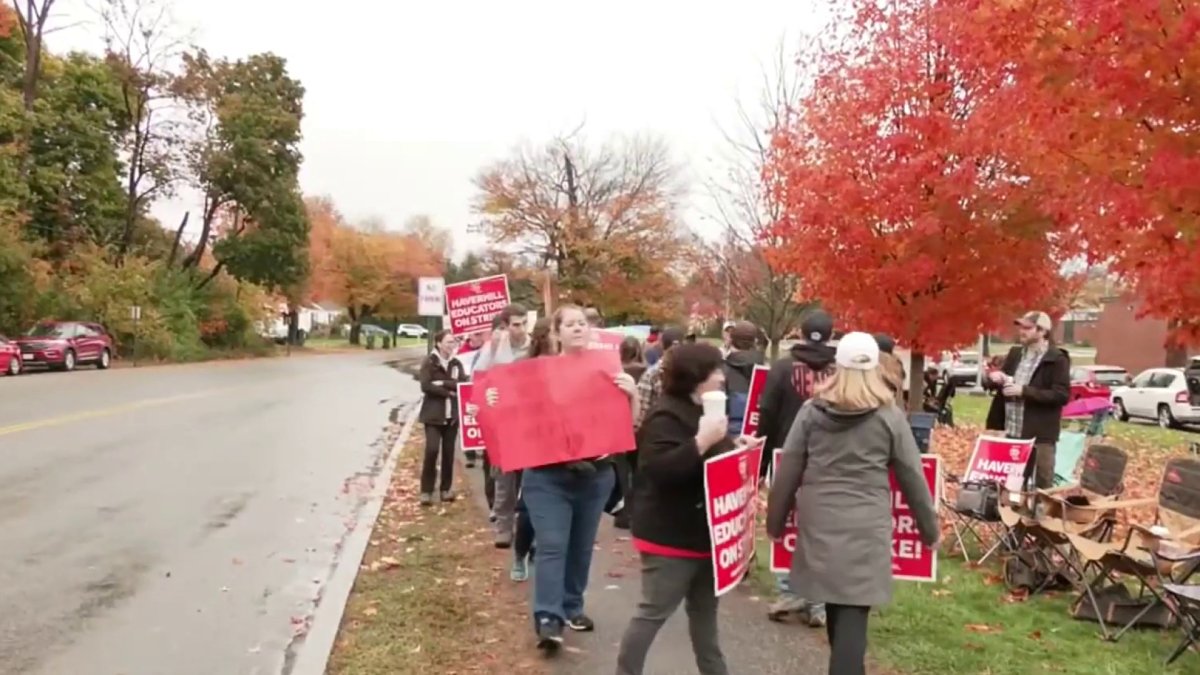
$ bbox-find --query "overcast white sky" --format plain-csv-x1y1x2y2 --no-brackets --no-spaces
49,0,828,259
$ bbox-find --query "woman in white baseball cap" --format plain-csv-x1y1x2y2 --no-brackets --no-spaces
766,331,939,675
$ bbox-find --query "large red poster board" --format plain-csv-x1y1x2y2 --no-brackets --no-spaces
444,274,511,337
768,451,940,582
703,443,764,596
471,351,634,472
457,382,485,453
740,365,770,437
963,435,1034,485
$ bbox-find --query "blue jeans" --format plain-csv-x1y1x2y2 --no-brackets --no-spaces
522,464,615,625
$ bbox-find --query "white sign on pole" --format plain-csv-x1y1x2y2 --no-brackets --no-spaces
417,277,446,317
130,305,142,320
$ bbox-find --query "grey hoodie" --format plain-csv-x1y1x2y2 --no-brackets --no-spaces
766,399,939,607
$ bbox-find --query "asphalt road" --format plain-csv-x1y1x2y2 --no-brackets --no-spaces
0,351,422,675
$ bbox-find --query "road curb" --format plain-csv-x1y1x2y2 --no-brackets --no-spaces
289,399,421,675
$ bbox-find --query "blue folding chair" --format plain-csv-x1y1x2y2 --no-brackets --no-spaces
1053,431,1088,487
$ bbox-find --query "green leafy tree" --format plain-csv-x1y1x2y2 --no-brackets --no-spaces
174,49,309,292
26,52,127,250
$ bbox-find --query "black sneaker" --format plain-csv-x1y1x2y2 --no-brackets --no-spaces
565,614,595,632
535,616,563,653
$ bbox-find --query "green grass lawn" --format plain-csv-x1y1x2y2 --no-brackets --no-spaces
305,336,424,351
953,394,1199,453
746,535,1190,674
871,557,1187,674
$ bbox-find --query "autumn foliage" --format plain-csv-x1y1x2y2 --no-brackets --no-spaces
472,135,691,324
305,196,441,333
766,0,1073,367
767,0,1200,358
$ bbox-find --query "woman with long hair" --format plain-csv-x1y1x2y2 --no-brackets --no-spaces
610,335,648,529
517,305,638,652
510,318,555,582
767,332,939,675
616,342,748,675
417,329,468,506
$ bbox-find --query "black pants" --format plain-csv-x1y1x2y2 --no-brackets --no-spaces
420,422,457,494
515,494,535,559
826,604,870,675
482,452,496,510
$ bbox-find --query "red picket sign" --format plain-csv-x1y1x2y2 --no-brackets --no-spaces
768,448,795,574
444,274,511,337
471,351,634,472
585,329,624,370
457,382,485,453
768,451,940,582
703,443,764,596
963,435,1034,486
891,455,941,581
740,365,770,437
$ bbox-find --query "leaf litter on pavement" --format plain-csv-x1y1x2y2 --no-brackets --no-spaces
326,425,548,675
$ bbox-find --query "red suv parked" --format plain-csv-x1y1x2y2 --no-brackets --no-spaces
0,334,21,376
13,321,114,372
1069,365,1129,401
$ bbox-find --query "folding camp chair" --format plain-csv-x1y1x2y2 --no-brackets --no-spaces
998,444,1128,596
1053,431,1088,487
1066,458,1200,641
1163,581,1200,665
943,471,1008,565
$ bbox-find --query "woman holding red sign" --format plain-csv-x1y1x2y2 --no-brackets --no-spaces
616,342,760,675
513,305,639,653
766,332,939,675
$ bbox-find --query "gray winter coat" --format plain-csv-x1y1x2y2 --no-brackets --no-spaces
766,399,939,607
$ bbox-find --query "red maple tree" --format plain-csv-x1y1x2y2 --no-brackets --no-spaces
765,0,1075,399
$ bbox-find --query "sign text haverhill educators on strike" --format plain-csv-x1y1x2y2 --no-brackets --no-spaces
457,382,485,454
703,443,764,596
963,435,1034,485
768,450,939,582
891,455,940,582
444,275,511,337
740,365,770,437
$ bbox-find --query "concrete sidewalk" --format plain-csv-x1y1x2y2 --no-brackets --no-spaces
462,461,829,674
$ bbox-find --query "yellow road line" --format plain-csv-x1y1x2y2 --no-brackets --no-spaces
0,390,221,438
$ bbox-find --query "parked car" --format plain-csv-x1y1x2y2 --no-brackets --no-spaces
1110,367,1200,429
937,351,981,387
0,335,21,376
13,321,114,372
396,323,429,338
1069,365,1129,401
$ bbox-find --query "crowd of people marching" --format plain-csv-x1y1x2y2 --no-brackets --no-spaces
416,303,941,675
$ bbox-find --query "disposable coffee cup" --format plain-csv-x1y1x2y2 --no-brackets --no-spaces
701,391,727,418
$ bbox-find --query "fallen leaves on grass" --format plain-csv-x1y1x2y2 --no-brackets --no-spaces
326,424,549,675
964,623,1003,634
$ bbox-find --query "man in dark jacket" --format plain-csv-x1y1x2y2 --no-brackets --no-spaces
758,309,836,627
983,311,1071,489
723,321,767,436
758,310,837,473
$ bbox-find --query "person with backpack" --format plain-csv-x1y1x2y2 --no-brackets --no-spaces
721,321,766,437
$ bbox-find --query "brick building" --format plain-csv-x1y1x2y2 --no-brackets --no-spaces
1093,296,1197,374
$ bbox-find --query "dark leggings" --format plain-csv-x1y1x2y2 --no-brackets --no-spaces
420,422,457,494
515,495,535,560
826,604,870,675
483,452,495,509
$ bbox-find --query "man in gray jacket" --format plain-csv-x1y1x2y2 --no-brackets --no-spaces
471,303,529,548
